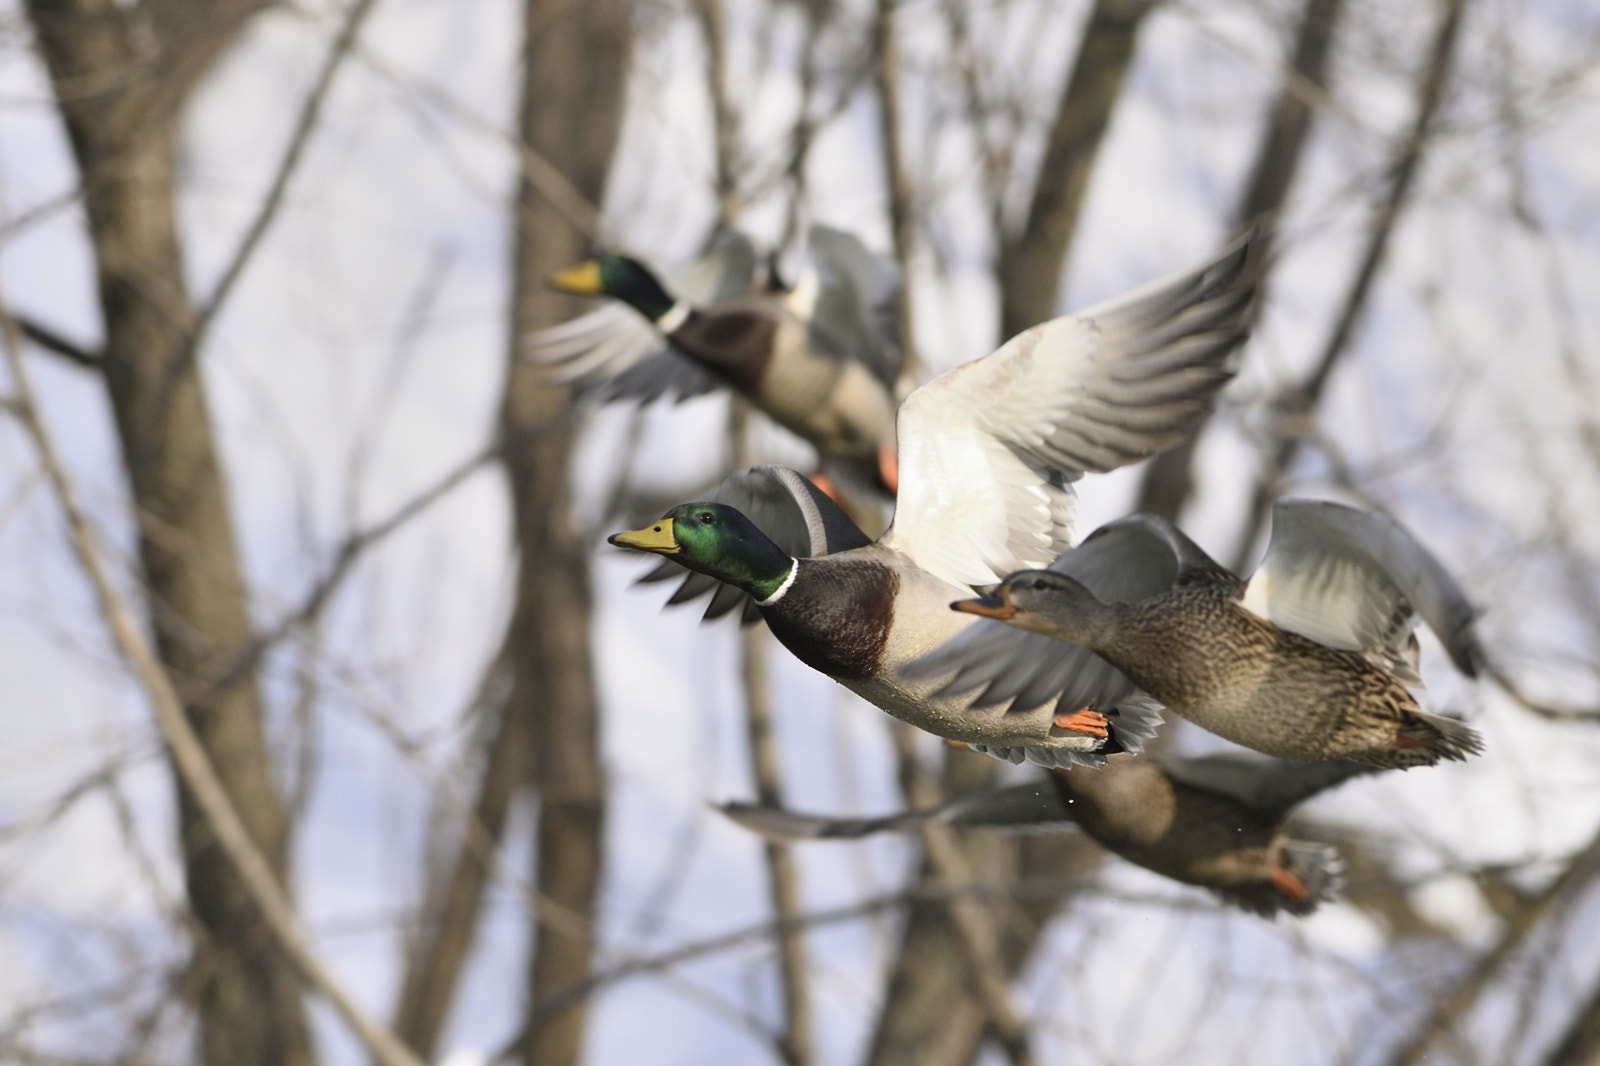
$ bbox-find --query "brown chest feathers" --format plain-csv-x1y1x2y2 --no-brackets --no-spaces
759,558,899,681
669,308,776,392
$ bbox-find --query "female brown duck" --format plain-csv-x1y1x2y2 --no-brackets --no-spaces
920,499,1483,769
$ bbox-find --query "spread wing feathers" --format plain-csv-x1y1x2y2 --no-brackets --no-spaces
1159,753,1379,820
717,782,1071,842
905,514,1187,715
524,230,760,403
805,225,904,386
1240,499,1481,683
635,465,872,624
881,232,1255,590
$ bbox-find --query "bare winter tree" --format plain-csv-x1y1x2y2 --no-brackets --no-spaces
3,0,1600,1064
20,2,314,1063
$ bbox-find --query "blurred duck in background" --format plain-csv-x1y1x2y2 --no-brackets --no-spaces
720,751,1378,918
529,225,903,505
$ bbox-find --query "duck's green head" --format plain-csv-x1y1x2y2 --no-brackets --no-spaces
549,254,678,322
609,502,795,602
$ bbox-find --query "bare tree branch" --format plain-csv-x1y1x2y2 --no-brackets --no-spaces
996,0,1158,338
1385,820,1600,1066
15,313,101,370
1136,0,1347,521
871,0,919,380
0,283,427,1066
192,0,383,349
1232,0,1470,569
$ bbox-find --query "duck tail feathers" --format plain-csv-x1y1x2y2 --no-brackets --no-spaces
1409,710,1485,764
1220,841,1344,918
1277,840,1345,917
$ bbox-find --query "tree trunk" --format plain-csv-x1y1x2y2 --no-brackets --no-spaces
866,5,1154,1060
505,3,633,1065
995,0,1157,339
1135,0,1347,522
22,2,311,1064
1230,0,1467,569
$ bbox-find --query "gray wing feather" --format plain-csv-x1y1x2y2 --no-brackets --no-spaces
806,225,903,386
634,465,871,624
1159,753,1378,819
1245,499,1481,680
716,782,1071,841
1007,228,1255,475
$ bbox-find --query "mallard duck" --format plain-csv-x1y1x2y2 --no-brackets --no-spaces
925,499,1484,768
529,225,903,498
608,233,1257,767
721,752,1377,917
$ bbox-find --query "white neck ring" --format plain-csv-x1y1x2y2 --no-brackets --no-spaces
756,560,800,607
656,300,692,334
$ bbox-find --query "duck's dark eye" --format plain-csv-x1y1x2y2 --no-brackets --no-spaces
1032,579,1049,590
699,512,716,525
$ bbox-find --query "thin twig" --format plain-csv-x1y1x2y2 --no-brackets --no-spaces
1233,0,1470,570
217,442,498,692
15,314,100,370
354,43,610,244
192,0,383,348
0,275,426,1066
872,0,920,383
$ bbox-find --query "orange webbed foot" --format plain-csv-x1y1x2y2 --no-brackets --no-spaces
1267,864,1311,903
1053,708,1110,738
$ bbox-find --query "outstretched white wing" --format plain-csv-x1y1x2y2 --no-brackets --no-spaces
1241,498,1481,683
881,232,1255,589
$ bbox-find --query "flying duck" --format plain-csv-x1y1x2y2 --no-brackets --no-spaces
925,499,1484,768
608,233,1257,767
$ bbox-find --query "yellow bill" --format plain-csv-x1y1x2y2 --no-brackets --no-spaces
549,259,604,294
608,518,680,555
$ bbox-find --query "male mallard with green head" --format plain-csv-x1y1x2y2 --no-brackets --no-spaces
608,233,1257,767
720,752,1378,918
920,499,1484,768
530,226,902,499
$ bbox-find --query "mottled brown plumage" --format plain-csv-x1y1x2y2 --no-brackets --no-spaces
932,502,1484,769
1053,755,1356,916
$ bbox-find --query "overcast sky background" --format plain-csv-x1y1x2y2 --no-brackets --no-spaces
2,0,1600,1062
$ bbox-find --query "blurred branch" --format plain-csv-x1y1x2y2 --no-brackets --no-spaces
0,275,427,1066
729,396,816,1066
390,647,519,1059
996,0,1157,338
515,866,1101,1059
354,41,611,245
900,757,1037,1066
1232,0,1469,570
871,0,919,380
193,0,382,351
693,0,741,227
222,442,498,692
778,3,830,249
1544,968,1600,1066
1136,0,1347,521
1386,820,1600,1066
14,313,101,370
1485,659,1600,722
942,0,1009,238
